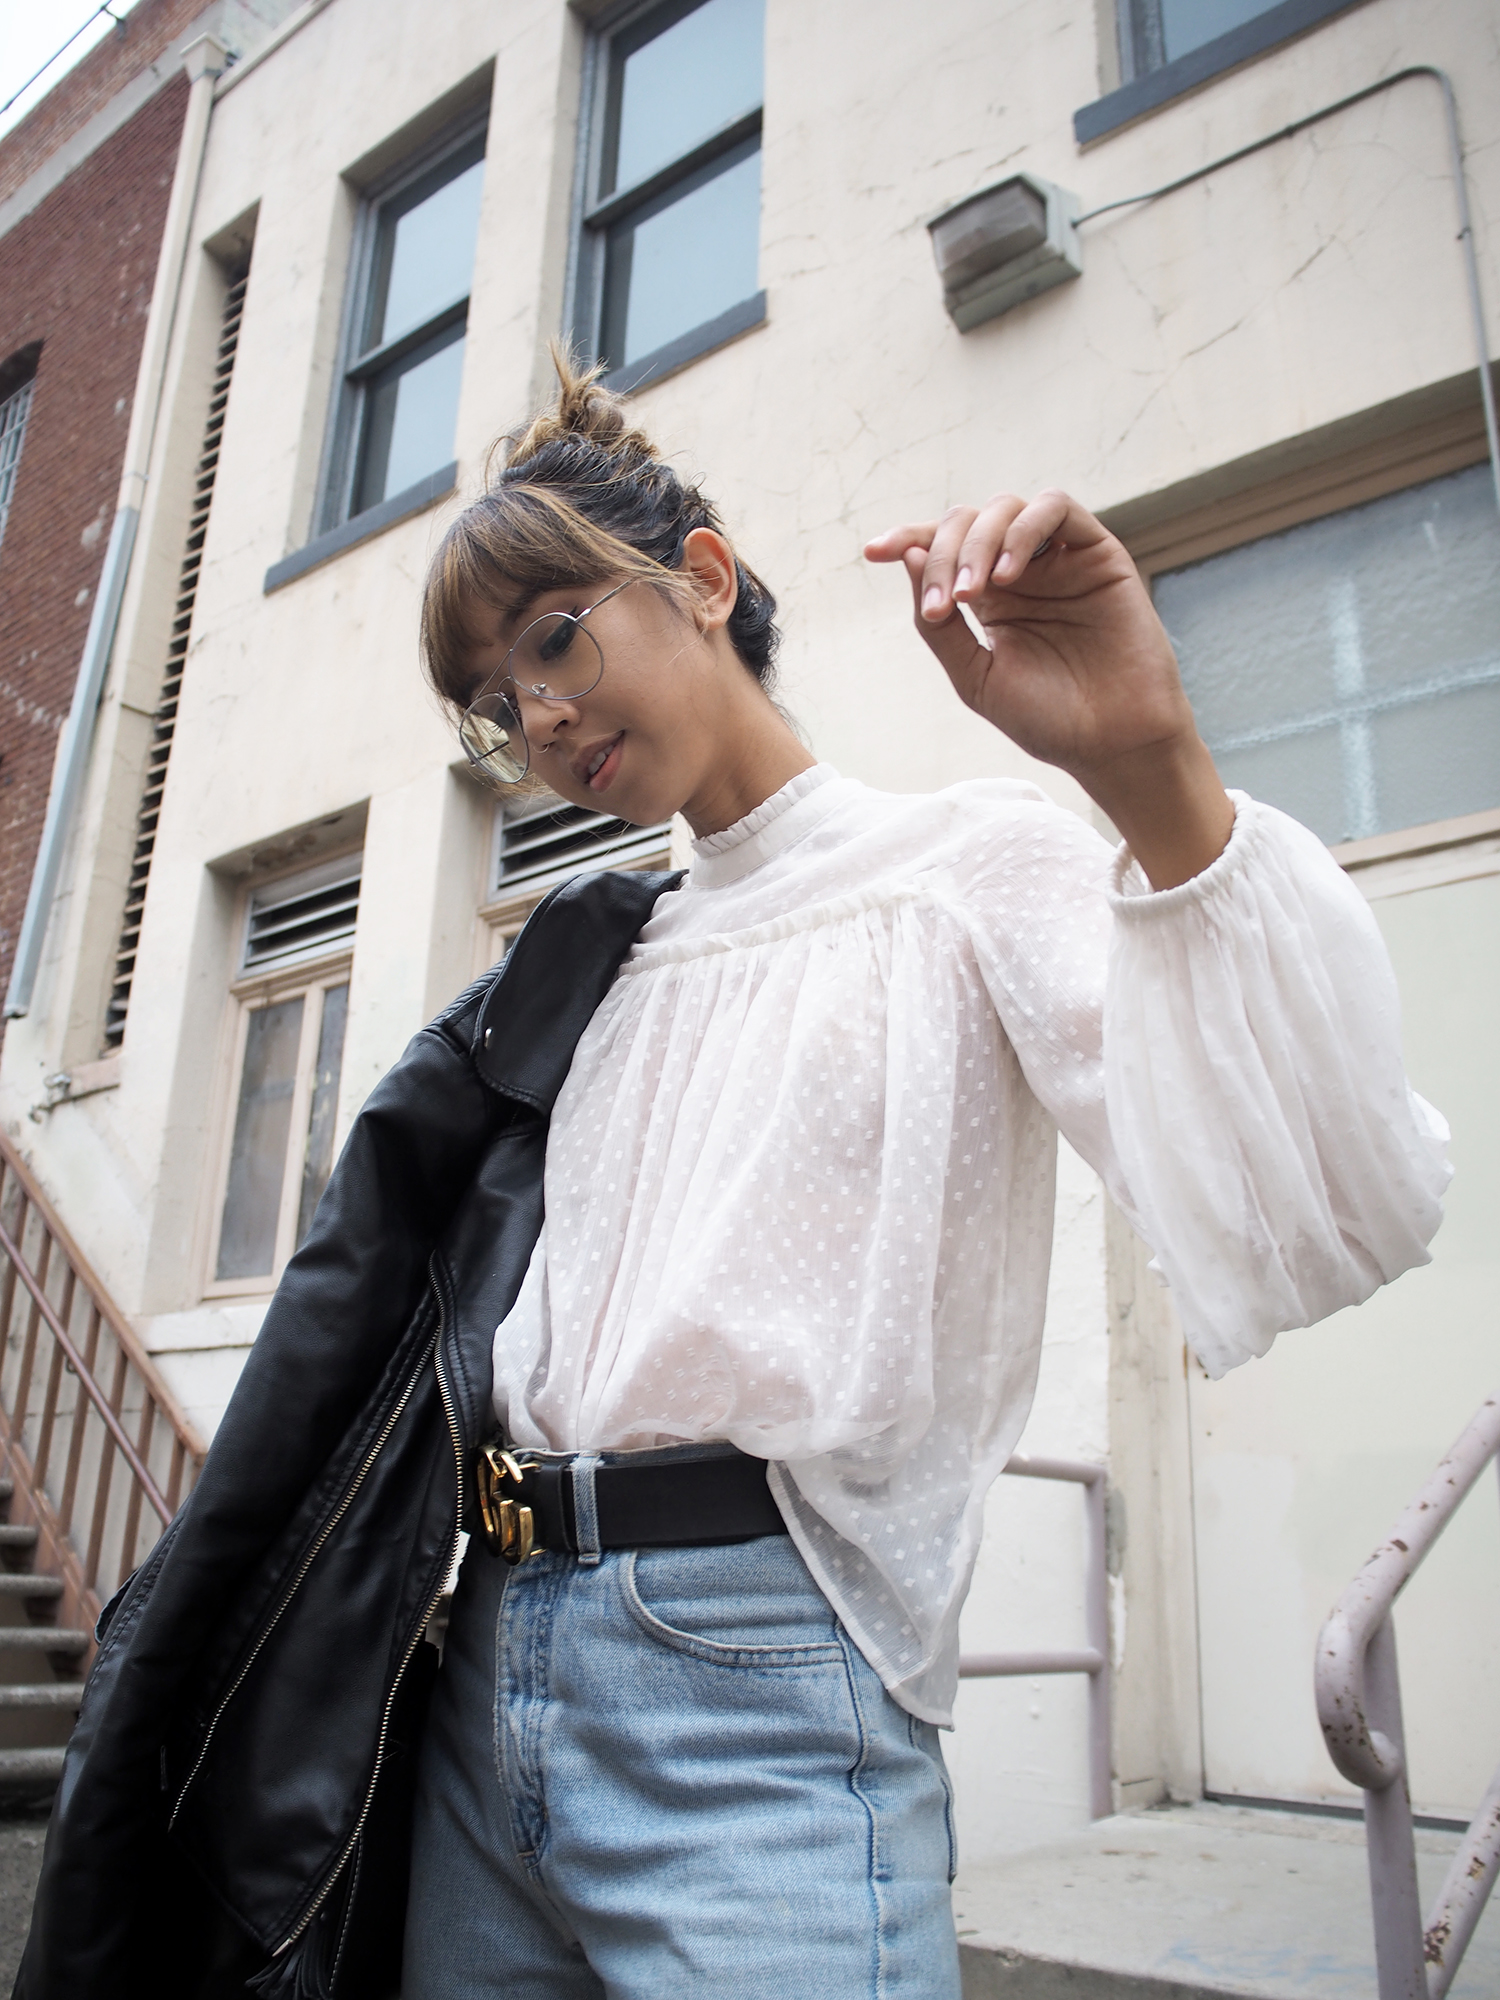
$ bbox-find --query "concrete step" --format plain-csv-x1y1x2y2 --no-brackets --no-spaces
0,1685,82,1710
954,1801,1500,2000
0,1628,87,1656
0,1526,38,1552
0,1748,66,1786
0,1576,60,1601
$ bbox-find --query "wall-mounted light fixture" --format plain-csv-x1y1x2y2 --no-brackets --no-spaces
928,174,1082,331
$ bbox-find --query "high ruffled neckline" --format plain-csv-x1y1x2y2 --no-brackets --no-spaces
689,764,847,888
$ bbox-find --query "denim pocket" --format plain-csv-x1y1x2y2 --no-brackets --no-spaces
623,1540,845,1668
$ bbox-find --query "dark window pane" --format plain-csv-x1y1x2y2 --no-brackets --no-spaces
601,143,759,368
1157,462,1500,845
1158,0,1280,63
297,984,348,1246
0,378,34,552
605,0,763,198
354,328,465,514
365,153,485,352
217,998,304,1281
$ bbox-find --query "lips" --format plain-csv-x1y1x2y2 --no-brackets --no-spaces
576,733,623,794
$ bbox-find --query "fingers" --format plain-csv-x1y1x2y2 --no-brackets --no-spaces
866,490,1111,623
898,545,988,686
862,521,938,563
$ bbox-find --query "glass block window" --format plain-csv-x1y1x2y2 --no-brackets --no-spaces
0,374,35,556
1156,462,1500,846
324,124,486,528
577,0,765,390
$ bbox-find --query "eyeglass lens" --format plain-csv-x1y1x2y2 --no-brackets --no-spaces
510,613,605,700
459,692,529,784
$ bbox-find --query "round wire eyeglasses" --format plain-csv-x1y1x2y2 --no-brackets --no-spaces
458,579,636,785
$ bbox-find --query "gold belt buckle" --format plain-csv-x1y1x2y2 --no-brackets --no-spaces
476,1446,539,1564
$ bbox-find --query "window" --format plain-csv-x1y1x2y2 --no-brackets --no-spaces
1120,0,1289,74
209,857,360,1290
574,0,765,393
0,361,37,557
323,124,486,533
477,795,673,968
1076,1,1366,145
1155,462,1500,846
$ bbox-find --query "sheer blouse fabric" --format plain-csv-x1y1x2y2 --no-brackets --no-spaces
491,765,1449,1723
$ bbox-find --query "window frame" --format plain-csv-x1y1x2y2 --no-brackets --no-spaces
201,854,363,1299
0,344,41,558
1075,0,1371,146
203,956,354,1299
1120,414,1500,862
569,0,767,395
317,111,488,541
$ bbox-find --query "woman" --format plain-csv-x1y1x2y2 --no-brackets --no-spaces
404,357,1449,1998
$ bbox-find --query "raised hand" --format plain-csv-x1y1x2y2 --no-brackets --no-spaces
864,489,1234,889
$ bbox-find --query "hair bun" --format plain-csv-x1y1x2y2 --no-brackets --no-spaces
505,344,661,470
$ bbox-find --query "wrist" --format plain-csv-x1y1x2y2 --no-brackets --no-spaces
1080,732,1234,891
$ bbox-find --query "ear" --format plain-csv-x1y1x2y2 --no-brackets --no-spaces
679,526,739,632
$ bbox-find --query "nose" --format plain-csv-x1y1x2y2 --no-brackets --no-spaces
512,686,579,759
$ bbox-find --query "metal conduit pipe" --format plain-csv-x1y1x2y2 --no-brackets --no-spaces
1076,66,1500,518
4,33,229,1021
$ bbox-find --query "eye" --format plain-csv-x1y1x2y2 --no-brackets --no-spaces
538,618,578,663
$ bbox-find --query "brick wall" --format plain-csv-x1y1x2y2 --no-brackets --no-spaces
0,75,189,1034
0,0,206,206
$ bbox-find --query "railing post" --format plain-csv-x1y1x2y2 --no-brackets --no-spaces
1082,1469,1110,1819
1317,1394,1500,2000
1362,1617,1426,2000
958,1455,1113,1820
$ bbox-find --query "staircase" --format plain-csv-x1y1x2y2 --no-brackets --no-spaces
0,1130,204,1797
0,1475,87,1793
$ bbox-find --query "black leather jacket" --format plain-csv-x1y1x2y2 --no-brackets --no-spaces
15,867,678,2000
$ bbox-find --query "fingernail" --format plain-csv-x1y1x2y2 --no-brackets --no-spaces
955,567,972,595
923,586,943,615
995,551,1014,579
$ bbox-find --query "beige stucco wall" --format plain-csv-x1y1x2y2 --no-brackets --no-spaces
2,0,1496,1851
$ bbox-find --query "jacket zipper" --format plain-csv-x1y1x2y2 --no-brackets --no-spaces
271,1277,467,1963
168,1308,441,1832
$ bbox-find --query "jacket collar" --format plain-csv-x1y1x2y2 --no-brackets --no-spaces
472,867,683,1110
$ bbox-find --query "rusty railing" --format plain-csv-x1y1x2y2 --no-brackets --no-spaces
1316,1391,1500,2000
0,1129,205,1655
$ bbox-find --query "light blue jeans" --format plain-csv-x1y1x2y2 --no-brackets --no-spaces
403,1520,961,1997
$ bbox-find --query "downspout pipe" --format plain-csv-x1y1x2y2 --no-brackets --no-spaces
4,33,228,1020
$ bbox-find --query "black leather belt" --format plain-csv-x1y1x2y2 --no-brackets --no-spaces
473,1442,785,1564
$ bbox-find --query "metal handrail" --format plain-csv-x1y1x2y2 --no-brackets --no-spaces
959,1453,1111,1818
1315,1392,1500,2000
0,1130,205,1653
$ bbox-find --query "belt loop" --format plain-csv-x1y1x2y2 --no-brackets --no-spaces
570,1452,602,1565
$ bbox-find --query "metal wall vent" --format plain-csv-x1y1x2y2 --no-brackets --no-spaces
497,798,672,894
242,855,361,973
104,264,250,1049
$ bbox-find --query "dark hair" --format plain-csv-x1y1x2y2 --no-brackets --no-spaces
421,349,779,712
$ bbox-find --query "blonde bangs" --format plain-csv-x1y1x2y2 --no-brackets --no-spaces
421,486,690,713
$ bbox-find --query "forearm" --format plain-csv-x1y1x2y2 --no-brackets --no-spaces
1077,729,1234,891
